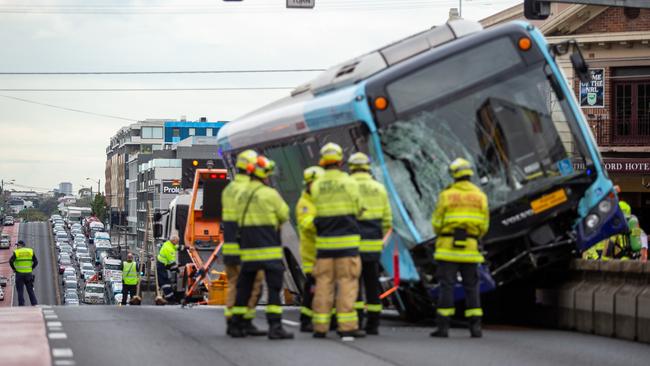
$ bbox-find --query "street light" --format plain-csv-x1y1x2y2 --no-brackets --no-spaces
86,178,101,196
1,179,15,194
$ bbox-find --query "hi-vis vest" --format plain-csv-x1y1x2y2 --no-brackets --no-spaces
221,174,251,265
431,180,489,263
237,180,289,266
14,247,34,273
122,261,138,285
296,191,317,273
352,172,392,261
310,169,363,258
157,240,178,265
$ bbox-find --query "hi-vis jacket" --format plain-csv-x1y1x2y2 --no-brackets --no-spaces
352,172,392,261
237,179,289,270
296,190,317,273
157,240,178,266
221,174,251,265
431,180,489,264
310,169,363,258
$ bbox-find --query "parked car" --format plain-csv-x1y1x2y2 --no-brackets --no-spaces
0,238,10,249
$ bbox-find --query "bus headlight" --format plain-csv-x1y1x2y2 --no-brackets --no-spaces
597,200,612,214
585,214,600,229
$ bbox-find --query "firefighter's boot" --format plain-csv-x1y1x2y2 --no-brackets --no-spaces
243,319,267,336
469,316,482,338
365,312,380,335
228,315,247,338
357,310,366,330
225,317,233,336
430,315,450,338
267,319,294,340
338,329,366,339
300,314,313,333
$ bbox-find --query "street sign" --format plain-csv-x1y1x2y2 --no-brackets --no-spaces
287,0,315,9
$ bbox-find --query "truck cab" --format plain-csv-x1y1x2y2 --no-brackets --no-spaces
83,282,106,304
102,257,123,284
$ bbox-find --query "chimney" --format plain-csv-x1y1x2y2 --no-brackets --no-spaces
200,117,207,122
449,8,461,21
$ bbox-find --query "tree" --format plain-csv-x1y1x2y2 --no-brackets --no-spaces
91,193,108,223
37,197,60,216
18,208,48,222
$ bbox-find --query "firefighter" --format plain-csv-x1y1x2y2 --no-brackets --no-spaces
156,235,179,303
121,252,138,306
310,142,366,340
221,149,266,336
230,156,293,340
602,201,635,260
296,165,325,332
430,158,489,338
10,240,38,306
348,152,392,335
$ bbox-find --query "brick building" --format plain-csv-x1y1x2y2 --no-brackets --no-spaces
483,3,650,228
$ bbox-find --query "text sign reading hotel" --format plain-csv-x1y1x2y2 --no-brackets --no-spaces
574,159,650,174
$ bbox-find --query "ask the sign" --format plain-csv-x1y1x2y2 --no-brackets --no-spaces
580,68,605,108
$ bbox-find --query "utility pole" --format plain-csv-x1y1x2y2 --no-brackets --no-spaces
459,0,462,18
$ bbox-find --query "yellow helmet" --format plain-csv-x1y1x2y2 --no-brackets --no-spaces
319,142,343,166
303,166,325,184
619,201,631,218
449,158,474,179
252,156,275,179
348,152,371,171
235,149,258,172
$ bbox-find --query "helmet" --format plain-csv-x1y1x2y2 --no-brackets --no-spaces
449,158,474,179
252,156,276,179
619,201,632,218
235,149,258,172
348,152,371,171
303,166,325,184
17,240,25,247
319,142,343,166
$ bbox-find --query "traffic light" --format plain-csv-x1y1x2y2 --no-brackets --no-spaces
181,159,225,188
524,0,550,20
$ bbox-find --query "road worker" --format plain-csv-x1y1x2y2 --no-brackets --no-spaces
156,235,179,303
310,142,366,340
296,165,325,332
602,201,635,261
230,156,293,340
10,240,38,306
221,149,266,336
431,158,489,338
121,252,138,306
348,152,392,335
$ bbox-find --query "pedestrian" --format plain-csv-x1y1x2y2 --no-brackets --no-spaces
229,156,293,339
156,235,180,304
310,142,366,340
430,158,489,338
221,149,266,336
296,165,325,332
348,152,392,335
121,252,138,306
10,240,38,306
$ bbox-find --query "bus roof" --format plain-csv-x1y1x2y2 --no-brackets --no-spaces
217,19,483,152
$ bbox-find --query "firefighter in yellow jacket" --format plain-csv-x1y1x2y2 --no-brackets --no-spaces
230,156,293,340
431,158,489,338
348,152,392,335
222,149,265,336
310,142,366,339
297,166,324,332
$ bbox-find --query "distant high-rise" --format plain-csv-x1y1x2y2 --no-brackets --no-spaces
58,182,73,196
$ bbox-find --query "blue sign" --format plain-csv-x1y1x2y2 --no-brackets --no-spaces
557,158,574,176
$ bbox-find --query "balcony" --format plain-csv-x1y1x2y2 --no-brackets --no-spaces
590,118,650,148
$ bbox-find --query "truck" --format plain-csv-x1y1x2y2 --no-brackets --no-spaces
102,257,123,284
82,282,106,304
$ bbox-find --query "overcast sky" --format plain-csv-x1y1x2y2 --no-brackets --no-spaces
0,0,521,193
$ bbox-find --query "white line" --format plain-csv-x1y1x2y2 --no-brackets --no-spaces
281,319,300,327
47,321,63,327
54,360,76,366
45,315,59,320
52,348,74,358
43,309,55,314
48,332,68,339
48,327,63,332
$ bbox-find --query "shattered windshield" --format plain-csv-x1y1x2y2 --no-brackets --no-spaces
379,59,591,242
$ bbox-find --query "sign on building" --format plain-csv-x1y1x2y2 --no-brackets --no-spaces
287,0,315,9
162,180,182,195
579,69,605,108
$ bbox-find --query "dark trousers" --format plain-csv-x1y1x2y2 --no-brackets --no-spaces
156,261,174,300
436,261,480,315
301,274,315,319
357,260,381,311
236,267,283,321
15,273,38,306
121,283,137,305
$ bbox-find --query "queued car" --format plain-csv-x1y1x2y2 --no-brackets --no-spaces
58,257,73,273
4,216,15,226
0,238,10,249
62,274,76,286
0,276,8,287
64,293,79,306
81,269,96,280
0,287,4,301
82,282,106,304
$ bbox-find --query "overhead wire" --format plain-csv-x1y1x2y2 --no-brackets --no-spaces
0,69,326,75
0,94,138,121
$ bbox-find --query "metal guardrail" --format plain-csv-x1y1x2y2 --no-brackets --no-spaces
536,259,650,343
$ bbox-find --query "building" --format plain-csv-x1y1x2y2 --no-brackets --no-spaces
164,120,226,144
482,4,650,227
58,182,73,196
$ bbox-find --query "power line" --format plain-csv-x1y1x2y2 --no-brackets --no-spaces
0,87,295,92
0,94,138,121
0,69,325,75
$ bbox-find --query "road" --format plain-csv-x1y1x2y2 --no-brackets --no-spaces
13,222,58,306
41,306,648,366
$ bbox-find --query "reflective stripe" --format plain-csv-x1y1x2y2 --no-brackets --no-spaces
315,235,360,250
437,307,455,317
302,262,314,274
465,308,483,317
224,308,233,318
266,305,283,314
313,313,331,324
232,306,248,315
160,284,172,290
300,307,313,317
240,247,283,262
366,304,383,313
336,311,358,323
353,301,365,310
359,240,383,253
434,248,484,264
222,243,240,256
245,307,257,319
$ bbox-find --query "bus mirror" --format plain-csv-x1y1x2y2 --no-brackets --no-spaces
153,223,163,238
570,47,590,84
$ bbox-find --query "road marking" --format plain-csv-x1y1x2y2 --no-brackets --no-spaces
48,332,68,339
52,348,74,358
47,321,63,327
45,314,59,320
49,327,63,332
43,309,55,314
282,319,300,327
54,360,76,366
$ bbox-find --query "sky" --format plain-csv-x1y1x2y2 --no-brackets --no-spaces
0,0,522,193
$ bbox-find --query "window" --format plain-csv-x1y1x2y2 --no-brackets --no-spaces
142,127,163,139
140,144,152,154
206,128,213,136
189,128,196,136
613,80,650,142
172,128,180,138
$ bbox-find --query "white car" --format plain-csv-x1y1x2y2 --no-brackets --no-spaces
81,269,96,280
63,267,76,278
94,239,111,249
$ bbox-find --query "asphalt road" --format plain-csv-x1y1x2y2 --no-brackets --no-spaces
48,306,649,366
14,222,58,306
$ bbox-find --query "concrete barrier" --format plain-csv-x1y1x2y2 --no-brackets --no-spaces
614,261,644,341
637,262,650,344
574,260,601,334
593,261,624,337
556,261,583,330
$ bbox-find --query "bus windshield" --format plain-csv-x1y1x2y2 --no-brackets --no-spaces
378,37,593,242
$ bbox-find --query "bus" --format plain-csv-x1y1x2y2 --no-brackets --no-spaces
216,20,627,318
